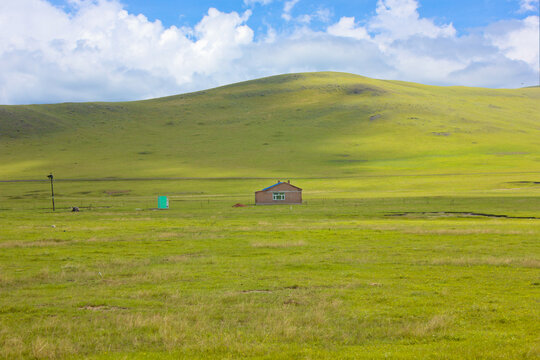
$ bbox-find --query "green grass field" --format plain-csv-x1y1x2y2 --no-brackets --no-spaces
1,72,539,180
0,72,539,358
1,176,539,359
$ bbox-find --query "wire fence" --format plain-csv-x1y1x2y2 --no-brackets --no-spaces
0,193,464,213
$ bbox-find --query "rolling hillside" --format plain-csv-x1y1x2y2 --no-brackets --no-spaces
0,72,539,180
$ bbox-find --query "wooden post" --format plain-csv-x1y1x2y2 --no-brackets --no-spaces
47,173,55,211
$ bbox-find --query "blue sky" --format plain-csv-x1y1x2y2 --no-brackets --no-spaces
46,0,532,34
0,0,538,104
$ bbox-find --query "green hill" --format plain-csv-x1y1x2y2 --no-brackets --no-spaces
0,72,539,180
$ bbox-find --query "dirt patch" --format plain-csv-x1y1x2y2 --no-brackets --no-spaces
251,241,306,248
284,285,300,289
0,239,71,249
386,211,539,220
241,289,272,294
369,114,381,121
283,299,302,306
79,305,128,311
429,257,539,268
508,181,540,185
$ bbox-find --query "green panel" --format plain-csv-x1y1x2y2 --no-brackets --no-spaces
157,196,169,209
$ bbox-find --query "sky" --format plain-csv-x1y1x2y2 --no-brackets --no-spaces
0,0,538,104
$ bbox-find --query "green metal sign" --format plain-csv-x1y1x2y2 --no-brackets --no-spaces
158,196,169,209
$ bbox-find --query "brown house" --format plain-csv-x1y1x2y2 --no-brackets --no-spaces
255,180,302,205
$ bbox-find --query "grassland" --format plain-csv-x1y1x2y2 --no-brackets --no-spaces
0,72,539,358
0,72,539,180
1,176,539,359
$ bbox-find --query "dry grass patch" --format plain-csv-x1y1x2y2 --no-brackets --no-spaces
79,305,128,311
62,226,112,231
0,336,25,359
153,231,225,241
241,289,272,294
156,232,185,239
97,258,151,268
103,216,154,221
408,228,535,235
237,222,302,231
112,313,192,349
397,314,454,338
0,238,71,248
31,336,77,360
365,224,536,235
430,257,540,268
163,253,204,263
526,343,540,359
123,268,193,283
0,272,13,286
85,236,141,243
251,240,307,248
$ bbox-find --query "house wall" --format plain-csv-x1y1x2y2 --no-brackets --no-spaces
255,191,302,204
255,183,302,205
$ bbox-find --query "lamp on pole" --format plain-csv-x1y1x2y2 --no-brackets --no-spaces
47,173,55,211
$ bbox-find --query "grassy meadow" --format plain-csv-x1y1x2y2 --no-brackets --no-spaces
0,72,539,358
1,175,539,359
1,72,539,180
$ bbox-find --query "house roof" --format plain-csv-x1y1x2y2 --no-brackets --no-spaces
258,181,302,192
261,182,282,191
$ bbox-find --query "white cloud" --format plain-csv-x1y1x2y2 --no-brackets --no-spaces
0,0,538,105
326,0,457,48
283,3,331,25
282,0,300,21
369,0,456,45
327,17,370,40
316,8,333,23
0,0,255,104
484,15,540,69
324,0,538,87
241,34,393,80
244,0,273,5
263,25,278,43
519,0,539,12
450,58,536,88
193,8,254,68
297,14,312,24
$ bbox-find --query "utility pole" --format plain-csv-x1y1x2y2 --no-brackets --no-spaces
47,173,55,211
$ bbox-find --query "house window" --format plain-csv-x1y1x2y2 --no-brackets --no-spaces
273,192,285,200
